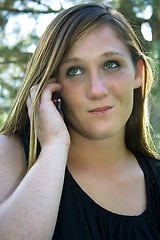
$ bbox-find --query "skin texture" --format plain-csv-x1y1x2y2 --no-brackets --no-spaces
57,24,142,142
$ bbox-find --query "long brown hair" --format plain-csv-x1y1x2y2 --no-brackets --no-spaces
0,3,158,169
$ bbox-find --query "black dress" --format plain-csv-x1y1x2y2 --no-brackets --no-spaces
21,134,160,239
53,154,160,239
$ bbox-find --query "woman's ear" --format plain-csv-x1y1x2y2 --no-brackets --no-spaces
134,59,143,89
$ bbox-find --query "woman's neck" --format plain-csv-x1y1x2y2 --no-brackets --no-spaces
67,127,133,171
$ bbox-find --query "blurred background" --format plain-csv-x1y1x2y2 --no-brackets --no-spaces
0,0,160,149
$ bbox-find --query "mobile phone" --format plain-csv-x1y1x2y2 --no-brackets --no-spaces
52,92,61,112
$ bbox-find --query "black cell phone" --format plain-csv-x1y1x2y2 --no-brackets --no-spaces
52,92,61,112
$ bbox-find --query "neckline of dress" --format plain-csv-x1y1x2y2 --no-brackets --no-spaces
66,153,149,220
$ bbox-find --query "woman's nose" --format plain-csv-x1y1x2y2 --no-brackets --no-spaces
87,73,108,99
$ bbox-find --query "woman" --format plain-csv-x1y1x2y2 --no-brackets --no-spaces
0,3,160,239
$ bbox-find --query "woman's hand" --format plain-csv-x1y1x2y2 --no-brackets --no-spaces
27,78,70,148
0,79,70,239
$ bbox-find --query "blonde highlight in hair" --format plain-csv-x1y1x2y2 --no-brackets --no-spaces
1,3,158,169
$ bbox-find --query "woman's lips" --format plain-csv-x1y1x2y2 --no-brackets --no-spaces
88,106,112,114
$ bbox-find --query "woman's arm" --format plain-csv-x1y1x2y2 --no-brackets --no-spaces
0,134,69,240
0,80,70,240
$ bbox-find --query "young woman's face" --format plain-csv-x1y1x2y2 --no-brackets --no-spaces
57,24,142,141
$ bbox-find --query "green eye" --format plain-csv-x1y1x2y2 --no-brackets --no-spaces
67,67,82,76
104,61,119,69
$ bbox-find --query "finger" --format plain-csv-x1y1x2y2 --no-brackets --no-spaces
45,77,56,85
26,95,32,120
30,84,39,98
40,83,62,103
26,84,39,119
27,81,62,119
29,78,57,100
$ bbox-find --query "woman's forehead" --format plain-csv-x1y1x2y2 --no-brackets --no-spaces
63,24,131,61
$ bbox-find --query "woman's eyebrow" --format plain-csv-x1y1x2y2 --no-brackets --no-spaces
61,51,127,66
101,51,127,58
60,58,80,66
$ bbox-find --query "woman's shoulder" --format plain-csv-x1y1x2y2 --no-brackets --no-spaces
0,133,26,159
136,152,160,167
0,134,27,203
143,154,160,169
137,152,160,183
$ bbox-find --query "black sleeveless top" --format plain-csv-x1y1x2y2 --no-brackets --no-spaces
21,134,160,239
